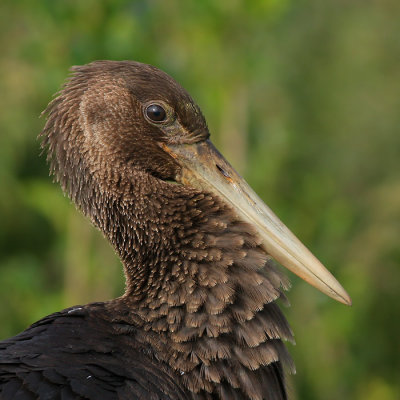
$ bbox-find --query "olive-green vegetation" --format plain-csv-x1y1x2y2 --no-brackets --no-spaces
0,0,399,399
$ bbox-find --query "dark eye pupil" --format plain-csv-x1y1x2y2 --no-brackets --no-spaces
146,104,166,122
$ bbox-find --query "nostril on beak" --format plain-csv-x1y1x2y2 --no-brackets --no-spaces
216,164,230,179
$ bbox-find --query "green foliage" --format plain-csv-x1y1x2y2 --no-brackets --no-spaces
1,0,399,398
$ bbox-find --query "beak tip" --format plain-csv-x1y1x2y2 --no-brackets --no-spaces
342,293,352,306
333,288,352,306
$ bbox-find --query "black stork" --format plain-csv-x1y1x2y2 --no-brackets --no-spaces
0,61,351,400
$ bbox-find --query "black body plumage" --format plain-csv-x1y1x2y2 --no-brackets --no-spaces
0,304,188,400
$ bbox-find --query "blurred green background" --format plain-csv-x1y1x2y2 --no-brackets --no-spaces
1,0,399,399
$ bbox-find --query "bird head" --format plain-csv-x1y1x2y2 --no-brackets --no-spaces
41,60,351,306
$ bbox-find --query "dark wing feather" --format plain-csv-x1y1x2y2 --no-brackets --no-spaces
0,305,189,400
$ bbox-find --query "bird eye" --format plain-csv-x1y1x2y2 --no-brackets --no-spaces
145,104,167,122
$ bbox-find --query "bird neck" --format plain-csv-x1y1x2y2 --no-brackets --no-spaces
96,176,222,301
86,172,294,399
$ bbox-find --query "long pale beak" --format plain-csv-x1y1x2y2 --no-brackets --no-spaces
162,139,351,305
